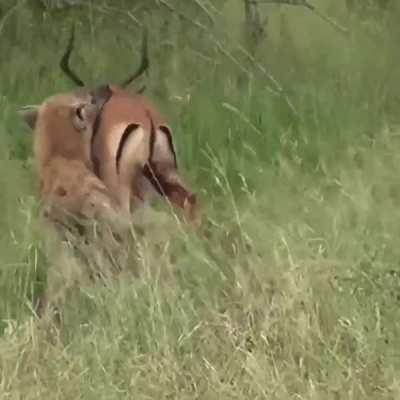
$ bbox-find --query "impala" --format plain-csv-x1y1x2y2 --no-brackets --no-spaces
60,27,198,221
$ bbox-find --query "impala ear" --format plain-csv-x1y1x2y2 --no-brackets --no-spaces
17,105,40,130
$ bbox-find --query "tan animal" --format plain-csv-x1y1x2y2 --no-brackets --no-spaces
17,84,126,230
59,27,198,222
17,84,135,317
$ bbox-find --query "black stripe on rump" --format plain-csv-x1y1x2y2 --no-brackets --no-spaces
116,123,140,173
146,110,156,160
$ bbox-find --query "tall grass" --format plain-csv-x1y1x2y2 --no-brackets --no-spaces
1,1,400,398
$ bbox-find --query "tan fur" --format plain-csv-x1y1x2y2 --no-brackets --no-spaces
18,86,124,228
17,86,133,318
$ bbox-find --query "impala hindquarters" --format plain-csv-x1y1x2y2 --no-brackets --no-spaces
60,26,199,222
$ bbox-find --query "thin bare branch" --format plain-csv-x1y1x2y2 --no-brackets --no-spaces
157,0,210,31
95,4,145,27
222,102,264,136
158,0,299,118
193,0,215,24
249,0,349,36
236,44,299,118
0,1,22,36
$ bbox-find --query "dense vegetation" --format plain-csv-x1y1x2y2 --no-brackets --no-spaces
1,1,400,398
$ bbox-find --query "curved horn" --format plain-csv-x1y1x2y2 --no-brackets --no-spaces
60,25,85,87
120,27,149,88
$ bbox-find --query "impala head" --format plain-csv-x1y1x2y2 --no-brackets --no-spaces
18,85,113,166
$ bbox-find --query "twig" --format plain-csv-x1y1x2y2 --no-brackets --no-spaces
93,4,144,27
249,0,349,36
222,102,263,136
237,44,299,118
157,0,210,31
158,0,250,76
0,0,22,35
188,47,218,65
192,0,215,24
205,0,224,18
158,0,299,118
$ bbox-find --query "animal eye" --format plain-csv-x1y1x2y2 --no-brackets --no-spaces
75,106,84,120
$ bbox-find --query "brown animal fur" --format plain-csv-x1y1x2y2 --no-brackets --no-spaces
59,27,199,224
92,85,197,220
